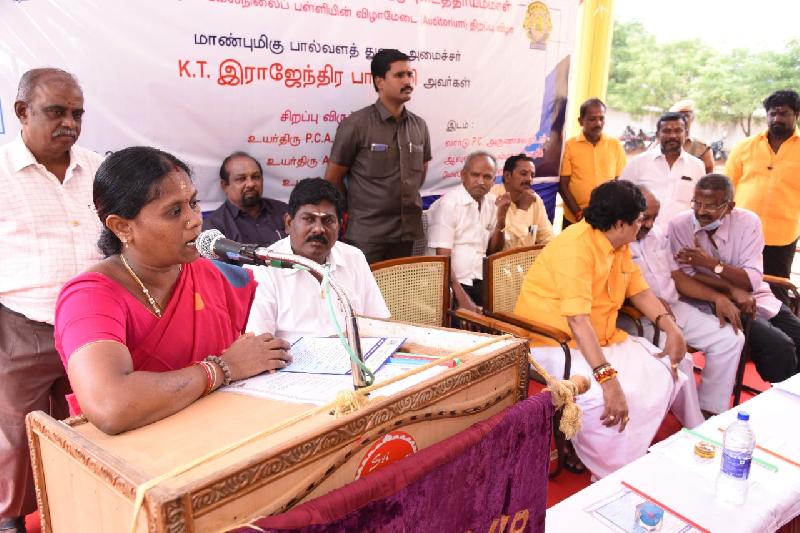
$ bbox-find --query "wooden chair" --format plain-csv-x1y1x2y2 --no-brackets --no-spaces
370,255,451,327
454,245,571,377
452,245,577,477
641,276,800,407
731,275,800,405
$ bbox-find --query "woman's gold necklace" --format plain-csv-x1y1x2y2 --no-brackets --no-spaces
120,254,163,318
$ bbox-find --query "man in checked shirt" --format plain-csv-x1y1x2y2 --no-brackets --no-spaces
0,68,104,533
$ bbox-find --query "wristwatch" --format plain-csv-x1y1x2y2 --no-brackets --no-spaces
713,262,724,274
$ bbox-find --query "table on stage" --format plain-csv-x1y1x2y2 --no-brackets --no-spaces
546,374,800,533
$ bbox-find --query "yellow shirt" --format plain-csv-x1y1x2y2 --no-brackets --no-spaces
513,221,649,347
490,183,554,250
559,133,627,222
726,127,800,246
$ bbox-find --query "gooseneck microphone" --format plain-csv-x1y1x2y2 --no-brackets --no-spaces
194,229,369,388
195,229,293,268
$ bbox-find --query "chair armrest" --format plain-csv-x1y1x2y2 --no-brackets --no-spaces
490,311,572,345
620,304,643,320
764,274,798,291
620,304,645,338
452,309,543,339
764,275,800,315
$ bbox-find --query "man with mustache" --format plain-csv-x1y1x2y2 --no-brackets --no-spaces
620,187,744,417
668,174,800,385
0,68,104,533
202,151,288,256
726,90,800,306
669,99,715,174
559,98,626,228
427,151,510,312
490,153,554,250
246,178,389,343
325,49,431,264
622,112,705,231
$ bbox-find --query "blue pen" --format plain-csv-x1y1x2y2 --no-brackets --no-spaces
387,357,428,366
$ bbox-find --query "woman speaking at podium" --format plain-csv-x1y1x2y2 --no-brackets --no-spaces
54,147,291,434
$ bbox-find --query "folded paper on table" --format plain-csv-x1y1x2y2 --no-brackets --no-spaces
283,337,405,374
221,362,446,405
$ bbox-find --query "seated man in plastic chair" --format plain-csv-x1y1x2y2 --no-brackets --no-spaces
515,180,703,479
618,187,745,418
668,173,800,384
245,178,390,342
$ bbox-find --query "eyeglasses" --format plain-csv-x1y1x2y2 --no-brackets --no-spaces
690,200,729,211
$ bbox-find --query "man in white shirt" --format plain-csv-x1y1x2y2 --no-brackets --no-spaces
619,187,744,416
622,112,705,230
246,178,389,343
427,151,510,312
0,68,104,533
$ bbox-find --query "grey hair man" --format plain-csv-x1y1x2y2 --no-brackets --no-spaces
427,151,511,312
0,68,105,533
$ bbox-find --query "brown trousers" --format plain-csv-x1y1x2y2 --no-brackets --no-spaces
0,304,69,519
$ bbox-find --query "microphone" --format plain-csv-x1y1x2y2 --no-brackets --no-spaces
195,231,369,388
195,229,294,267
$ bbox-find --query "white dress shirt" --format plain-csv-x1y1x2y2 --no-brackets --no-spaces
621,147,705,230
246,237,390,343
426,184,497,285
0,135,104,324
629,226,680,304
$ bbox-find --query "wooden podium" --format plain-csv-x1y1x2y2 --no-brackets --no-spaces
26,318,530,532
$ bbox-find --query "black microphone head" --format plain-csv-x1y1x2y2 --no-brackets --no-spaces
196,229,224,259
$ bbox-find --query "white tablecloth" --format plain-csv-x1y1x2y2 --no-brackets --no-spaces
546,374,800,532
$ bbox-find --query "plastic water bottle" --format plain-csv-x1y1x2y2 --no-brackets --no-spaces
715,411,756,505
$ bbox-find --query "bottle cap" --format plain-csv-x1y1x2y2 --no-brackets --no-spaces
639,502,664,526
737,411,750,421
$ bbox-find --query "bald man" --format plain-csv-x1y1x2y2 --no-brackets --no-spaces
0,68,104,532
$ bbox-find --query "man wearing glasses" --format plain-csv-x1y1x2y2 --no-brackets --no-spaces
668,174,800,384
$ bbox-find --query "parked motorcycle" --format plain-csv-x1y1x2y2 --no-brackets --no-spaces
711,138,727,161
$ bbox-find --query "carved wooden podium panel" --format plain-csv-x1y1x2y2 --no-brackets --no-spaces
27,318,529,532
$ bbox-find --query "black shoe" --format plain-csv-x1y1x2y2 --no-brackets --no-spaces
0,517,26,533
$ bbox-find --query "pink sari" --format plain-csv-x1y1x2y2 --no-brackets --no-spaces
55,258,257,414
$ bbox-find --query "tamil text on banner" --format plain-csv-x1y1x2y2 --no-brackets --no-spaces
0,0,577,208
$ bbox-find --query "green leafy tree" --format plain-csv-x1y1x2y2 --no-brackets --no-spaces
608,21,713,117
608,22,799,136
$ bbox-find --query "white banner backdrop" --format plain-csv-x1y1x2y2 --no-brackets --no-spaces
0,0,576,208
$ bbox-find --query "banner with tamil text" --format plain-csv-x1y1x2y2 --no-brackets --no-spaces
0,0,577,208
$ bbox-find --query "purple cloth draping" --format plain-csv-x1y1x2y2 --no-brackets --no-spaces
234,391,554,533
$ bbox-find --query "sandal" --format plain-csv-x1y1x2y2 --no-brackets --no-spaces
562,442,587,474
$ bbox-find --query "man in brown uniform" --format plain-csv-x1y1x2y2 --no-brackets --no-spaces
325,49,431,264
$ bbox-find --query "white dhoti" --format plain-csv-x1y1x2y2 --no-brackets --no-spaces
533,335,698,479
618,301,745,414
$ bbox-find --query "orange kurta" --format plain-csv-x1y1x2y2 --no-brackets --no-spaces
726,127,800,246
560,133,627,222
514,220,649,347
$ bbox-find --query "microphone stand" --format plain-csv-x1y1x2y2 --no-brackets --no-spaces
253,248,369,389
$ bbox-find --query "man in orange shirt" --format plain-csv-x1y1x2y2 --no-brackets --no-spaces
559,98,626,228
515,180,701,478
726,90,800,304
